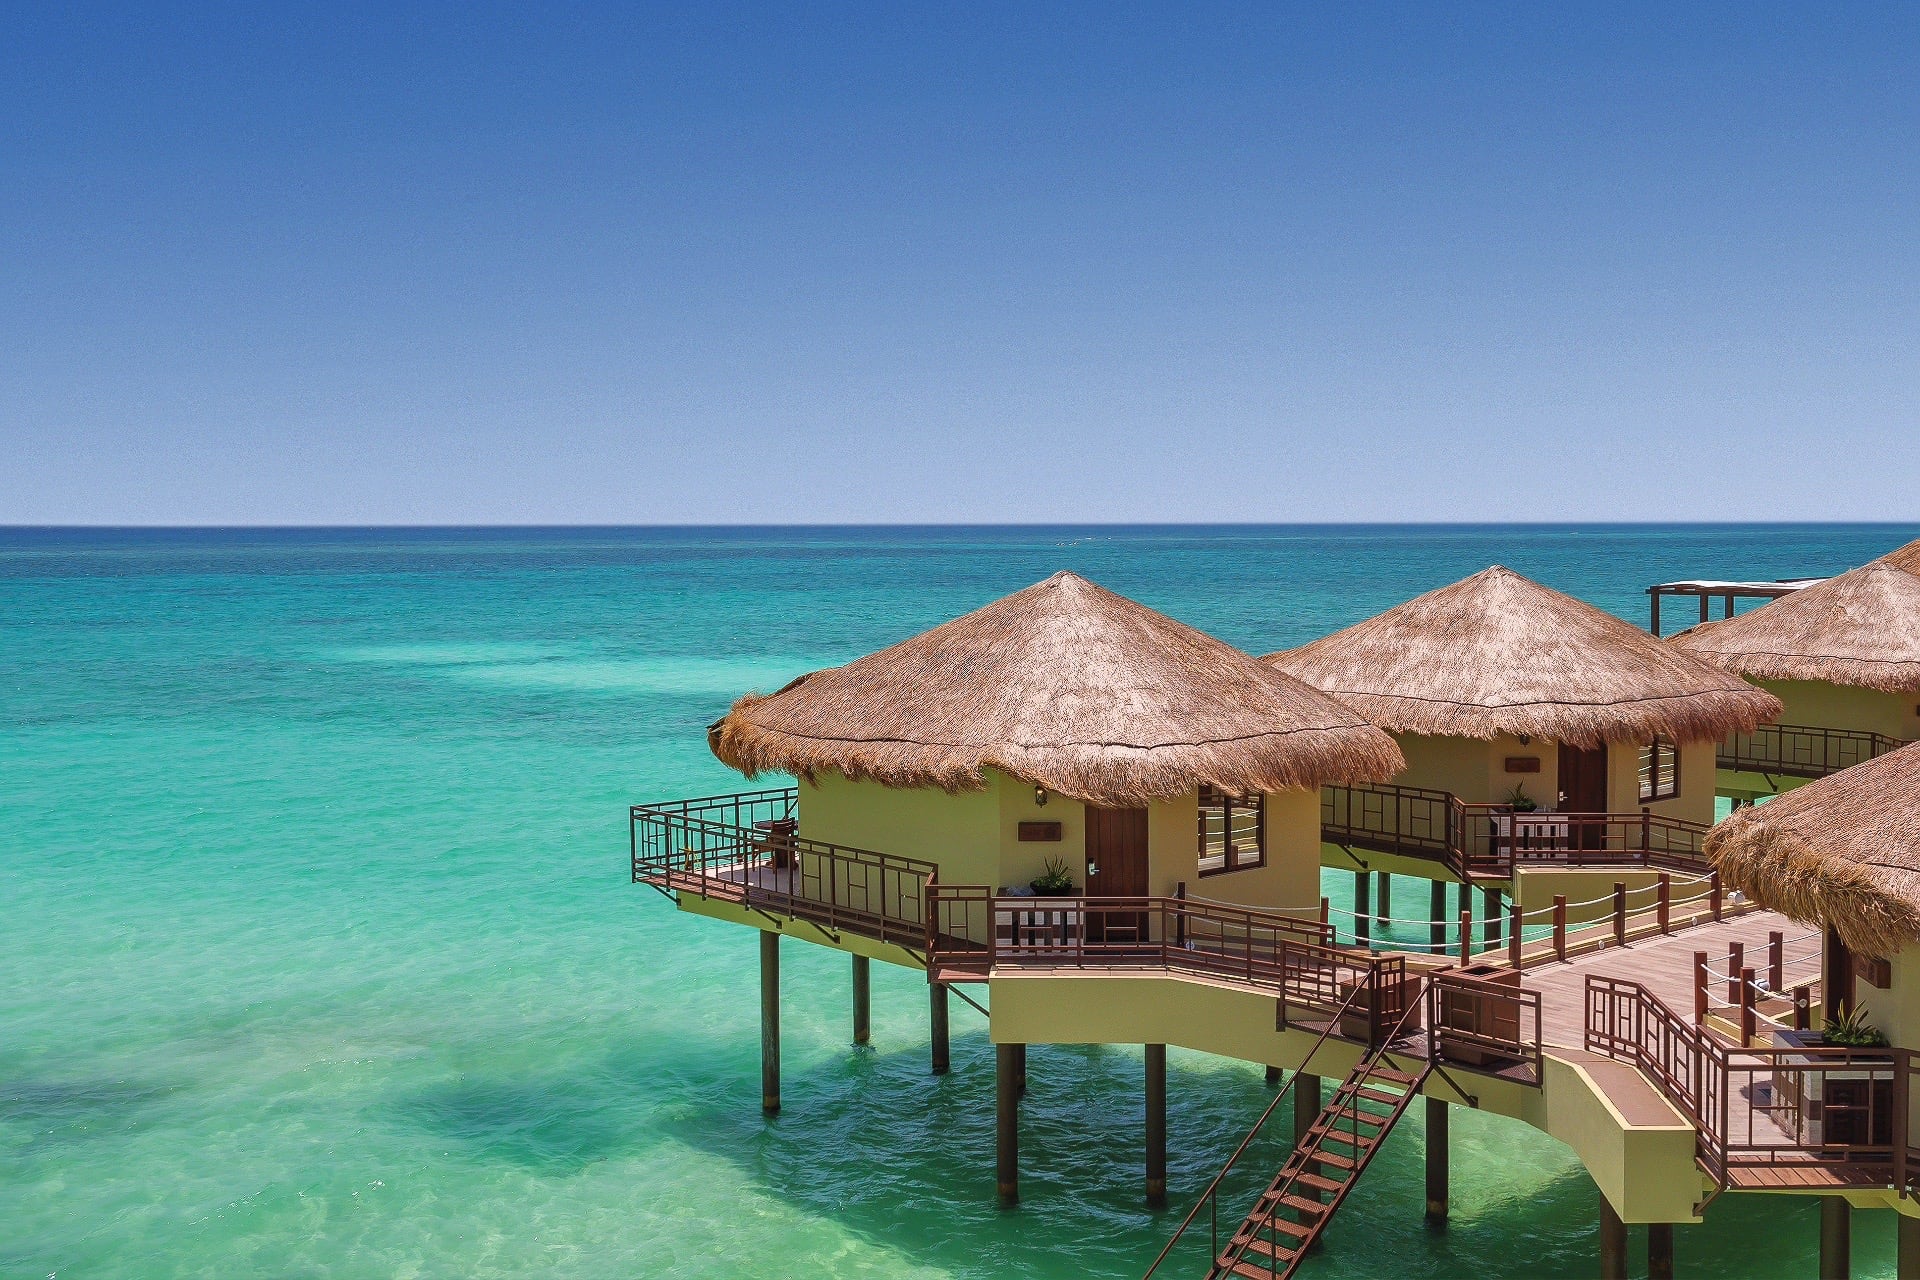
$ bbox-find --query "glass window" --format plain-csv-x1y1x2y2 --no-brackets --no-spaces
1198,786,1265,875
1638,738,1680,802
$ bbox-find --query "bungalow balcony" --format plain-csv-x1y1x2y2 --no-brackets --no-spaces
1320,781,1713,880
1716,721,1910,782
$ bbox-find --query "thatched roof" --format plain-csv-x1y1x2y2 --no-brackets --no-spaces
1670,561,1920,693
1879,536,1920,577
1709,742,1920,957
1264,566,1781,748
708,571,1405,806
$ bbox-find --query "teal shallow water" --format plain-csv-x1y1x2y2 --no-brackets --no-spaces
3,524,1917,1279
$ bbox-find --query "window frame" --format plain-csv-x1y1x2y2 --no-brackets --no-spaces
1197,785,1266,877
1638,737,1680,803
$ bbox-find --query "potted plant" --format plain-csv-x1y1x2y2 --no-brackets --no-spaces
1502,784,1539,813
1822,1002,1890,1049
1029,855,1077,897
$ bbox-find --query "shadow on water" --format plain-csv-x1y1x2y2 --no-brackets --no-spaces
0,1075,186,1153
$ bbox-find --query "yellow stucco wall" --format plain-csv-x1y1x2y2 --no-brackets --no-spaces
1759,679,1920,742
1394,733,1557,808
798,769,1322,913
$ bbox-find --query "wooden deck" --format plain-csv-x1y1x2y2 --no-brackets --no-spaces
1520,908,1797,1051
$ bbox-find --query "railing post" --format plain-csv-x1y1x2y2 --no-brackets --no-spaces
1458,909,1472,964
1769,930,1784,994
1175,881,1187,950
1694,952,1708,1024
1738,968,1757,1045
1727,942,1743,1006
1554,896,1567,961
1612,882,1627,947
1710,870,1723,922
1657,873,1671,935
1641,807,1651,859
1794,987,1811,1031
1895,1050,1910,1197
1508,902,1523,969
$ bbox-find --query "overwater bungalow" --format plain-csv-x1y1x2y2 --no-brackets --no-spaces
1263,567,1781,937
1706,740,1920,1273
1668,541,1920,802
632,569,1909,1280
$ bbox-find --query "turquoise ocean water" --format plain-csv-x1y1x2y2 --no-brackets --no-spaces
5,524,1918,1280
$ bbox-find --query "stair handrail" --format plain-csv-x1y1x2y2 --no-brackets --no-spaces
1139,978,1376,1279
1213,981,1432,1278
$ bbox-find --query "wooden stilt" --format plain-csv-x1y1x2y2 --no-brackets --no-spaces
1897,1210,1920,1280
760,930,781,1114
1482,886,1501,948
1820,1197,1851,1280
1430,880,1447,955
1145,1043,1167,1208
1648,1222,1674,1280
1015,1043,1027,1096
1425,1096,1448,1226
930,981,950,1076
851,954,870,1045
1294,1072,1323,1209
1377,872,1392,924
1354,872,1372,947
1265,1064,1283,1085
996,1043,1020,1205
1599,1195,1627,1280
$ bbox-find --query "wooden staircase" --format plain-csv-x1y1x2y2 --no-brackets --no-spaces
1207,1049,1433,1279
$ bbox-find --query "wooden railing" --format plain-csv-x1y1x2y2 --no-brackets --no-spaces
631,789,937,950
1428,969,1543,1085
1321,783,1710,879
1719,723,1909,781
1584,976,1920,1191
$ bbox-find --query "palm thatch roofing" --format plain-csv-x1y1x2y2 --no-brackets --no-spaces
1670,561,1920,693
708,571,1405,807
1708,742,1920,957
1878,536,1920,577
1263,566,1780,748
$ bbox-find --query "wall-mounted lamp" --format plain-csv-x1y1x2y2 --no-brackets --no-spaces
1034,785,1049,807
1517,734,1532,746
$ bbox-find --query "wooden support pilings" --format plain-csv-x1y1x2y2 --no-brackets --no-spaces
996,1043,1020,1206
1355,871,1372,947
1265,1064,1283,1085
1457,910,1472,963
851,954,870,1045
1897,1210,1920,1280
1425,1096,1448,1226
1599,1195,1627,1280
1820,1197,1851,1280
1648,1223,1674,1280
1145,1043,1167,1208
760,930,781,1114
930,982,951,1075
1377,872,1392,923
1430,880,1447,955
1294,1072,1324,1211
1015,1043,1027,1096
1482,886,1501,949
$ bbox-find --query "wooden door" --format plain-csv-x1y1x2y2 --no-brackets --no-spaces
1557,743,1609,849
1085,806,1149,944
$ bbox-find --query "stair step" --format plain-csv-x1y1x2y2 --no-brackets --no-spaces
1322,1106,1390,1128
1277,1194,1331,1217
1369,1067,1420,1085
1305,1148,1357,1171
1292,1172,1347,1196
1349,1085,1411,1106
1303,1125,1366,1149
1224,1257,1296,1280
1238,1235,1302,1264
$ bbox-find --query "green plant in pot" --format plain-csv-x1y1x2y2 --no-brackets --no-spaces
1823,1002,1890,1048
1503,783,1539,813
1029,855,1076,897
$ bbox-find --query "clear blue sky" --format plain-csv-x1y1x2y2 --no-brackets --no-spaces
4,3,1916,524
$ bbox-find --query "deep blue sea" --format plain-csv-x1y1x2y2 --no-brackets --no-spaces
4,524,1916,1279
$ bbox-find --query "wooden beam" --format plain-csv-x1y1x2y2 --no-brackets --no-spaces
760,930,780,1114
996,1043,1020,1205
930,982,950,1076
1648,1222,1674,1280
1599,1195,1627,1280
1820,1197,1851,1280
851,954,870,1046
1425,1096,1448,1225
1145,1044,1167,1207
1898,1210,1920,1280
